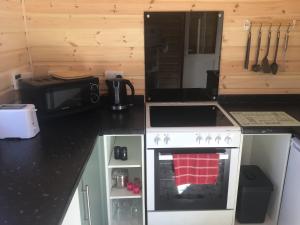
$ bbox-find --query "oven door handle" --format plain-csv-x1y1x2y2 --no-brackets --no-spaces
227,147,241,209
158,153,229,161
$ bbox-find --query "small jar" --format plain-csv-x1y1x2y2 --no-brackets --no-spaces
127,182,134,191
132,185,141,194
120,147,128,161
112,169,128,188
116,175,128,188
114,146,121,160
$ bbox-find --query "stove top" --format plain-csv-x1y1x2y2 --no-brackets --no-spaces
146,102,241,148
150,105,233,127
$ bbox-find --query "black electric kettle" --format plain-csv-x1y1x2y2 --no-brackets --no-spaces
105,75,135,110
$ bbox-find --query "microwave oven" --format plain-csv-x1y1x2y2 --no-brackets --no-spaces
19,76,100,118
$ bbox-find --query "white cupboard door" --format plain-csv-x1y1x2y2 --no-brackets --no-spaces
62,189,83,225
62,137,107,225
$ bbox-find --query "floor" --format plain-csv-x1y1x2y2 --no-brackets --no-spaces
235,216,272,225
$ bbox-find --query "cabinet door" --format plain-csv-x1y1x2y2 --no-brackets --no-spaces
63,137,107,225
62,189,83,225
81,137,107,225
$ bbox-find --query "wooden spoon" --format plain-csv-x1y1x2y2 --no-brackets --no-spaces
261,26,272,73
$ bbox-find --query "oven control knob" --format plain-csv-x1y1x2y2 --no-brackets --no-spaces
225,136,232,144
196,135,203,144
164,135,170,144
215,136,221,144
205,136,212,144
154,135,161,145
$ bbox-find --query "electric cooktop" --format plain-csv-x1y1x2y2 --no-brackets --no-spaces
149,104,234,127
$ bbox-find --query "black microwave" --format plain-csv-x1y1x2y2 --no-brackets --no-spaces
20,76,100,118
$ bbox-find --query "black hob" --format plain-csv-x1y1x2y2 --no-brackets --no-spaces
150,105,234,127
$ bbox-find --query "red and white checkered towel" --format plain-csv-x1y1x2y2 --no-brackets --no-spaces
173,153,219,187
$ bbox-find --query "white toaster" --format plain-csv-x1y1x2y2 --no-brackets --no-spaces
0,104,40,139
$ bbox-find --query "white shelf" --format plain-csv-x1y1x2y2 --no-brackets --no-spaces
110,187,142,199
108,157,141,168
104,135,145,225
110,199,143,225
111,214,142,225
108,136,142,168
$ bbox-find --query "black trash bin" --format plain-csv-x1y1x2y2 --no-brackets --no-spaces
236,165,273,223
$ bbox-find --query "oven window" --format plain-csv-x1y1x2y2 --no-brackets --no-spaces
155,148,230,210
46,88,83,111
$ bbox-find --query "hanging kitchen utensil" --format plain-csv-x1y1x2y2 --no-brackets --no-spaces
261,25,272,73
281,24,291,72
271,25,281,75
244,23,252,69
252,24,262,72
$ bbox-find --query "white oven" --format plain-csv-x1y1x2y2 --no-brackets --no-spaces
145,102,242,225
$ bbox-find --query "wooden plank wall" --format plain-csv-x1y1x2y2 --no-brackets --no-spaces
23,0,300,95
0,0,30,96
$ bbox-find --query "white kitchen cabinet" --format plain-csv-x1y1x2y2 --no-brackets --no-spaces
235,134,292,225
62,137,107,225
103,135,145,225
62,189,82,225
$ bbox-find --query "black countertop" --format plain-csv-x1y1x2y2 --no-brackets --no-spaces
0,105,144,225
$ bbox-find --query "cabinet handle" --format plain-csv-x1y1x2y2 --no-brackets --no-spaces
82,184,92,225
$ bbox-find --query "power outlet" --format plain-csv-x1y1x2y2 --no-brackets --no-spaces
104,70,124,79
11,72,33,90
11,73,22,90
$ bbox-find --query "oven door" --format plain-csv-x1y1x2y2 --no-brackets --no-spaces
146,147,240,211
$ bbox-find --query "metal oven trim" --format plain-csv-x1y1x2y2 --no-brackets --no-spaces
226,147,241,209
146,149,155,211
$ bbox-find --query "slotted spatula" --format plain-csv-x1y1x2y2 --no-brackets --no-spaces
271,26,281,75
261,26,272,73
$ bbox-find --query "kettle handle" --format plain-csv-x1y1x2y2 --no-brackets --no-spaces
125,79,135,106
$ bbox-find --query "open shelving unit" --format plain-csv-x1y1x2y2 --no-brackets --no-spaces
104,135,145,225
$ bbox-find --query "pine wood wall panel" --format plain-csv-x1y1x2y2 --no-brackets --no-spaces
0,0,30,94
24,0,300,95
